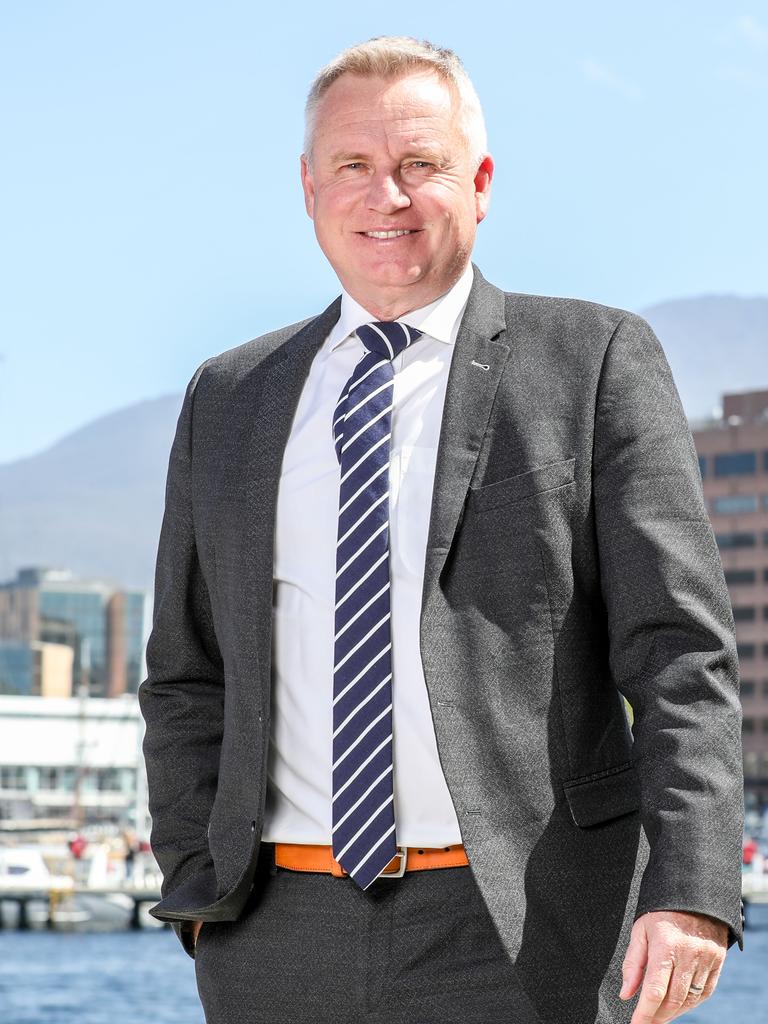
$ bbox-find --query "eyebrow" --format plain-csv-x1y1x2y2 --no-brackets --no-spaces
327,144,448,166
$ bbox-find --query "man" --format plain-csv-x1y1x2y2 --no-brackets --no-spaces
138,36,744,1024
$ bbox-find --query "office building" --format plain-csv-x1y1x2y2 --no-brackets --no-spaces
0,567,149,698
693,388,768,812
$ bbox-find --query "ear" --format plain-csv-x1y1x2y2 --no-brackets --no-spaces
473,154,494,224
300,154,315,219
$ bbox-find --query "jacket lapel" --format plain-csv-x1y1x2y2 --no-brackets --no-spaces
419,265,509,625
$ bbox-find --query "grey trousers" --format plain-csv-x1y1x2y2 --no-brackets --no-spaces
194,841,540,1023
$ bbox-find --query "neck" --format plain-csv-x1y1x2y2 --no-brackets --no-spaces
343,265,470,322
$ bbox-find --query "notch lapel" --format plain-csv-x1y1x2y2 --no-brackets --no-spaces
419,265,509,626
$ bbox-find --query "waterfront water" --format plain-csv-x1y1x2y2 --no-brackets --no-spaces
0,907,766,1023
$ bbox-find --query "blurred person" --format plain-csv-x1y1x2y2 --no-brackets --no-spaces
139,35,744,1024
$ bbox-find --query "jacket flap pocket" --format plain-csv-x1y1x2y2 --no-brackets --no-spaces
563,762,641,827
468,457,576,514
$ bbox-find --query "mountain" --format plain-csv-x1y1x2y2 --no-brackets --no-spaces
1,296,766,593
0,395,179,592
640,295,768,423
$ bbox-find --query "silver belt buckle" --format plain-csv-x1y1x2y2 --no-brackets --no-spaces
383,846,407,878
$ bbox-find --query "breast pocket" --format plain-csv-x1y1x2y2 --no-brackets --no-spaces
467,456,576,515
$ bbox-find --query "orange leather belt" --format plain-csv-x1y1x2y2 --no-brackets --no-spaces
273,842,469,877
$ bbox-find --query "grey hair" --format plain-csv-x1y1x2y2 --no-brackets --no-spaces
303,36,488,169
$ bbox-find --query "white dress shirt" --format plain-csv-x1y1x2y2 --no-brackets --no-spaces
261,262,474,846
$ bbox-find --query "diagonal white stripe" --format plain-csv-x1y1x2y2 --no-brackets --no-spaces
334,356,388,428
337,491,389,548
349,821,397,878
339,464,389,518
345,377,394,422
336,521,388,578
335,794,394,862
335,551,388,613
333,608,389,673
333,645,390,706
332,733,392,803
340,433,390,487
335,582,390,642
348,356,388,395
333,703,392,771
366,323,395,359
332,764,393,834
341,401,394,454
333,673,391,737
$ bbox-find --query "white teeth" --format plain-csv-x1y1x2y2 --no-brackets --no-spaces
364,230,413,238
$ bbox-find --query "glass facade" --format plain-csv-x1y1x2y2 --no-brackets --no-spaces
0,643,35,695
724,569,756,584
711,494,759,515
713,451,757,476
40,589,109,697
716,531,756,548
123,591,147,695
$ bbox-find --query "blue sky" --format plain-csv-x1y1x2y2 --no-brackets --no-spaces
1,2,766,463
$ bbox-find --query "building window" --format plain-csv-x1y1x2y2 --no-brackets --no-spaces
38,767,59,790
97,768,122,792
712,495,759,515
725,569,756,585
737,643,756,660
764,644,768,659
763,681,768,697
743,718,755,733
741,681,756,697
762,719,768,734
732,606,756,622
698,455,706,479
714,452,757,476
716,532,756,549
0,766,25,790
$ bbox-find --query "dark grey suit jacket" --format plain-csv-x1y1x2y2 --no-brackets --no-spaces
138,264,744,1024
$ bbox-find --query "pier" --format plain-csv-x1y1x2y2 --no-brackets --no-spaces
0,883,162,931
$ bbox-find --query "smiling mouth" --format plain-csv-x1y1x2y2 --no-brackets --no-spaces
358,229,420,239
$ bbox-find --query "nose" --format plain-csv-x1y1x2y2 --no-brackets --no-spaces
366,171,411,213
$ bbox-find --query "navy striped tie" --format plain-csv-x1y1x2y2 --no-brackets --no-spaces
331,320,423,889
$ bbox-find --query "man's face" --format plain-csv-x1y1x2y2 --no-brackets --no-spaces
300,71,493,316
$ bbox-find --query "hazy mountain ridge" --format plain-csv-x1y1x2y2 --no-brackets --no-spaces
1,295,766,592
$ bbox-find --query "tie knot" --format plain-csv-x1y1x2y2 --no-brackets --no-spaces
356,321,423,360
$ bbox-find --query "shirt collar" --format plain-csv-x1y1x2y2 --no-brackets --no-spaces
326,261,475,352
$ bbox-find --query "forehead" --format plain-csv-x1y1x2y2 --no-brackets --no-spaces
312,71,460,148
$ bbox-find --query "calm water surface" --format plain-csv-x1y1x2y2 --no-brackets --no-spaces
0,907,766,1023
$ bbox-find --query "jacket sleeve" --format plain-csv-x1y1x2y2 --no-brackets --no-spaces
138,359,223,911
592,313,745,950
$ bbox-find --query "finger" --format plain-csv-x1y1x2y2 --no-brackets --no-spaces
700,958,724,999
621,924,649,1000
654,949,724,1023
629,955,674,1024
652,957,705,1022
